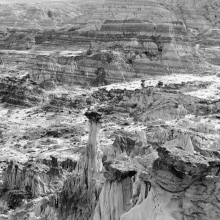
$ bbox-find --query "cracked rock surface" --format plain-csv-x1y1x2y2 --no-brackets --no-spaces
0,0,220,220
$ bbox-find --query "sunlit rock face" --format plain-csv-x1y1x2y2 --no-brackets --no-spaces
1,77,220,220
121,146,220,220
87,82,220,220
1,0,220,84
1,0,220,219
28,51,132,86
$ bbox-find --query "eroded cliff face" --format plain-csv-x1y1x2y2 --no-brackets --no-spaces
91,82,220,220
121,146,220,220
1,0,220,220
3,110,104,220
0,49,133,87
1,77,220,219
58,111,104,220
1,0,220,85
0,73,44,106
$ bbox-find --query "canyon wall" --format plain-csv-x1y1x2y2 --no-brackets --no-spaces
1,0,220,87
121,146,220,220
0,0,220,220
1,80,220,219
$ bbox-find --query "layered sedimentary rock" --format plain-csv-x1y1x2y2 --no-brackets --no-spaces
87,81,220,220
121,146,220,220
92,86,220,121
0,73,43,106
1,77,220,219
0,54,90,107
1,0,220,83
29,51,133,86
1,0,220,219
2,161,52,198
0,50,132,86
0,1,98,29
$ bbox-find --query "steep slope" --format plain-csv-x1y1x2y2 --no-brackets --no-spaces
1,75,220,219
0,0,220,84
0,1,220,220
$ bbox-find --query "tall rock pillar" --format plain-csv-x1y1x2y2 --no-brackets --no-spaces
84,111,103,194
59,110,103,220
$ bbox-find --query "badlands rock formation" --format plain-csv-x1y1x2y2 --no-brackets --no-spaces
0,0,220,220
0,0,220,85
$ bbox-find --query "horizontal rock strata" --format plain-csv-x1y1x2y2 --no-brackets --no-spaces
0,0,220,219
0,73,43,106
2,0,220,83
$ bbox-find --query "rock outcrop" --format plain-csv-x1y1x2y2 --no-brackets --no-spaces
93,156,137,220
1,0,220,85
2,161,52,198
58,111,104,220
0,0,220,220
121,146,220,220
0,73,43,106
0,49,132,87
1,79,220,219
